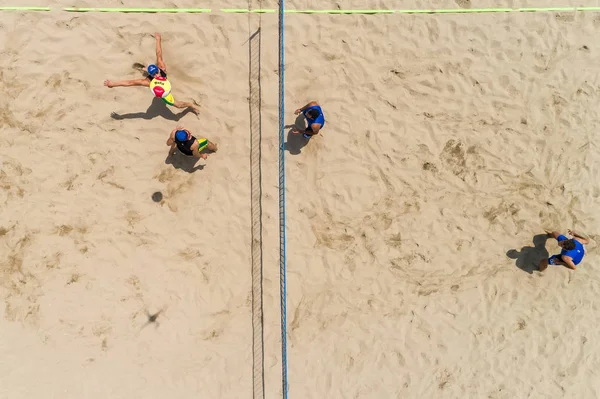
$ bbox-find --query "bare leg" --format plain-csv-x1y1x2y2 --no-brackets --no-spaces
554,259,567,267
206,141,218,152
194,141,217,159
173,100,199,115
539,259,548,272
197,141,217,160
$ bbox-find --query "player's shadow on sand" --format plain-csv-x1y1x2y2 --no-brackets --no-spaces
284,114,310,155
164,152,204,173
506,234,549,274
111,97,192,121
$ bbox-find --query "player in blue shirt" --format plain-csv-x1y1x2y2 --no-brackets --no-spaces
293,101,325,139
539,229,588,271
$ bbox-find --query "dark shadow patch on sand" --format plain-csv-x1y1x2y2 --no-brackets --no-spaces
284,114,311,155
111,97,192,122
164,152,205,173
507,234,549,274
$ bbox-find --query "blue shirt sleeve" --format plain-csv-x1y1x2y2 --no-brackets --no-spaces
557,234,568,242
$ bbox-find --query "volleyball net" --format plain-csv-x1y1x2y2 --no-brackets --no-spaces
277,1,289,398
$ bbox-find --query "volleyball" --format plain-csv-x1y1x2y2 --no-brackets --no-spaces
149,76,172,98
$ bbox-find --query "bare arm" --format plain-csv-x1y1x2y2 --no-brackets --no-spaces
166,130,177,156
166,128,177,146
294,101,318,114
104,78,149,88
562,256,577,270
545,230,562,240
167,143,178,156
568,229,589,245
155,33,167,71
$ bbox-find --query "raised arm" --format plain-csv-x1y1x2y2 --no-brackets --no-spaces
166,129,179,157
294,101,318,115
166,128,177,146
155,33,167,72
545,230,562,240
104,79,149,88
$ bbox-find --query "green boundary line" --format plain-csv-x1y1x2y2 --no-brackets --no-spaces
221,8,275,13
3,6,600,14
63,7,210,13
287,9,395,14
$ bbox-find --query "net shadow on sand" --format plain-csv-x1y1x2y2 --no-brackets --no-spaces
248,26,265,399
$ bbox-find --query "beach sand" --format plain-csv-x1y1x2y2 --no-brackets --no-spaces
1,4,600,399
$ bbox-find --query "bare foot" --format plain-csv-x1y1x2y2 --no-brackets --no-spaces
155,33,161,40
200,154,208,160
104,80,114,88
191,99,201,115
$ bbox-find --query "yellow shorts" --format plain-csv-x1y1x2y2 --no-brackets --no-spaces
181,138,208,157
197,138,208,152
161,93,175,106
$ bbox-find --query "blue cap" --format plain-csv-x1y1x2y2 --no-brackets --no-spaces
175,130,188,142
147,64,159,76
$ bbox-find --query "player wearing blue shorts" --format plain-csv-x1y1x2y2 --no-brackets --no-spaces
293,101,325,139
539,229,588,271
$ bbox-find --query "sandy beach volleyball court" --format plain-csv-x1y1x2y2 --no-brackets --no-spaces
2,1,600,398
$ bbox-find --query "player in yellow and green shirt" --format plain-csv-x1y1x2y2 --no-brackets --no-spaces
103,33,199,115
